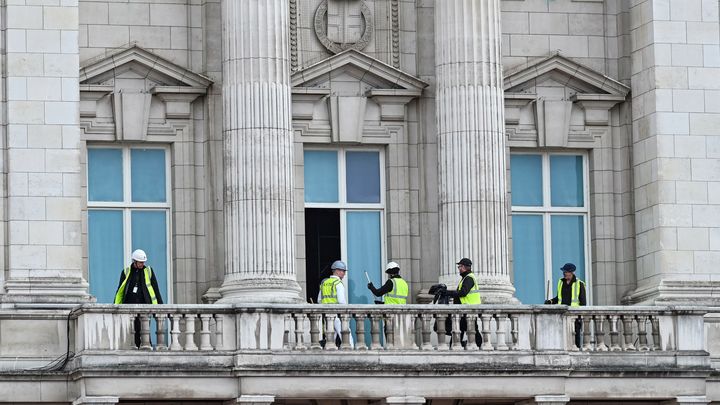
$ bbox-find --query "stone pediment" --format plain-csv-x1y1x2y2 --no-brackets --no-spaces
79,45,212,89
291,49,428,97
504,52,629,98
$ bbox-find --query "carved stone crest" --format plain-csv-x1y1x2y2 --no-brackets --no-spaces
314,0,374,54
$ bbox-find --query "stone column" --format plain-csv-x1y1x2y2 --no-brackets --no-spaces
218,0,301,303
1,2,90,303
434,0,515,303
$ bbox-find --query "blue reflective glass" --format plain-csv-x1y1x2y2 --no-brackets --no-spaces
304,150,339,203
131,149,166,203
346,151,380,203
550,155,584,207
88,210,124,303
551,215,586,283
131,210,168,303
346,211,382,347
510,154,543,206
88,149,123,202
512,215,545,304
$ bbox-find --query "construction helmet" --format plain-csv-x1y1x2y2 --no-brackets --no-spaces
131,249,148,262
385,261,400,273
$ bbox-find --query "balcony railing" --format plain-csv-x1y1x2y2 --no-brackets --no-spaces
71,304,708,356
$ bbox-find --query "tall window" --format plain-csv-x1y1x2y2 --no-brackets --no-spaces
303,148,384,304
87,146,171,303
510,152,590,304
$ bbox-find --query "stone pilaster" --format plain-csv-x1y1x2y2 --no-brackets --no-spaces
434,0,515,303
1,2,90,303
218,0,301,303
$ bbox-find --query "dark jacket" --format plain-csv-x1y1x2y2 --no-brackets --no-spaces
368,274,403,297
116,265,164,304
548,275,586,306
445,270,475,304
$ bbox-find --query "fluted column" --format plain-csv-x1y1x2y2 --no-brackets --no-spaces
435,0,516,303
218,0,301,303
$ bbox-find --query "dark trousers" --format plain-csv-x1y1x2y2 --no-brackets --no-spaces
575,318,583,348
133,317,141,348
441,316,483,348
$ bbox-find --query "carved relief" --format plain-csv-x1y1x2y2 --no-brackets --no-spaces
314,0,374,54
290,0,299,71
391,0,400,68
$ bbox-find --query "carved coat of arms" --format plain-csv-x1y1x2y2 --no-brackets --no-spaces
314,0,374,54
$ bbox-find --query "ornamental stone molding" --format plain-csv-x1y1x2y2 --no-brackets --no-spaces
314,0,374,54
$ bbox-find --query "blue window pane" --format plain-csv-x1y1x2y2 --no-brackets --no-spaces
512,215,545,304
131,210,168,303
510,154,543,206
347,211,382,347
550,155,584,207
346,211,382,305
551,215,586,283
131,149,166,203
88,149,123,202
304,150,339,203
346,151,380,203
88,210,124,303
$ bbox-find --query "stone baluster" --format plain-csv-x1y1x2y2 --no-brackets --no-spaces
622,316,636,351
609,315,622,351
510,315,519,350
155,314,168,351
324,314,336,350
451,314,462,350
309,313,322,350
184,314,198,351
385,314,396,350
480,314,493,351
435,0,516,304
436,313,449,350
139,314,152,350
582,316,593,351
651,316,661,351
594,316,608,351
282,315,291,350
199,314,213,350
215,315,224,350
218,0,302,304
169,314,182,351
465,314,479,350
355,313,368,350
293,313,306,351
339,314,352,350
421,313,433,350
371,315,382,349
495,315,508,351
637,316,650,351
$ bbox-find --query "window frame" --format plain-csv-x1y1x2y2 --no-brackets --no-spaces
510,150,592,305
303,146,387,294
86,144,173,303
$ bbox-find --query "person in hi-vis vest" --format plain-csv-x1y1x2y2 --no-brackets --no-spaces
444,258,483,348
318,260,353,348
114,249,164,347
545,262,586,348
367,261,409,304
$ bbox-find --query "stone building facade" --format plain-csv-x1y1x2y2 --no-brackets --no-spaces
2,0,720,404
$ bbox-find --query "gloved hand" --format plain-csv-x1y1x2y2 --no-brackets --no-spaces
544,299,551,305
367,282,374,290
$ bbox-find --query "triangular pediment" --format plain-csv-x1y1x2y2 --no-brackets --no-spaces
79,45,212,89
504,52,629,97
292,49,428,96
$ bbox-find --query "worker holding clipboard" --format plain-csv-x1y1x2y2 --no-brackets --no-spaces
366,261,409,304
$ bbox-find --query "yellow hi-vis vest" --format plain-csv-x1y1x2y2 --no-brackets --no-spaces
114,266,158,304
320,277,342,304
557,278,585,306
384,277,408,305
458,272,482,304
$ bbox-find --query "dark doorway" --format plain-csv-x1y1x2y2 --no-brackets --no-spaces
305,208,341,303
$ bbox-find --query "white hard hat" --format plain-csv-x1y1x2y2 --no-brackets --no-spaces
386,261,400,271
131,249,147,262
331,260,347,271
